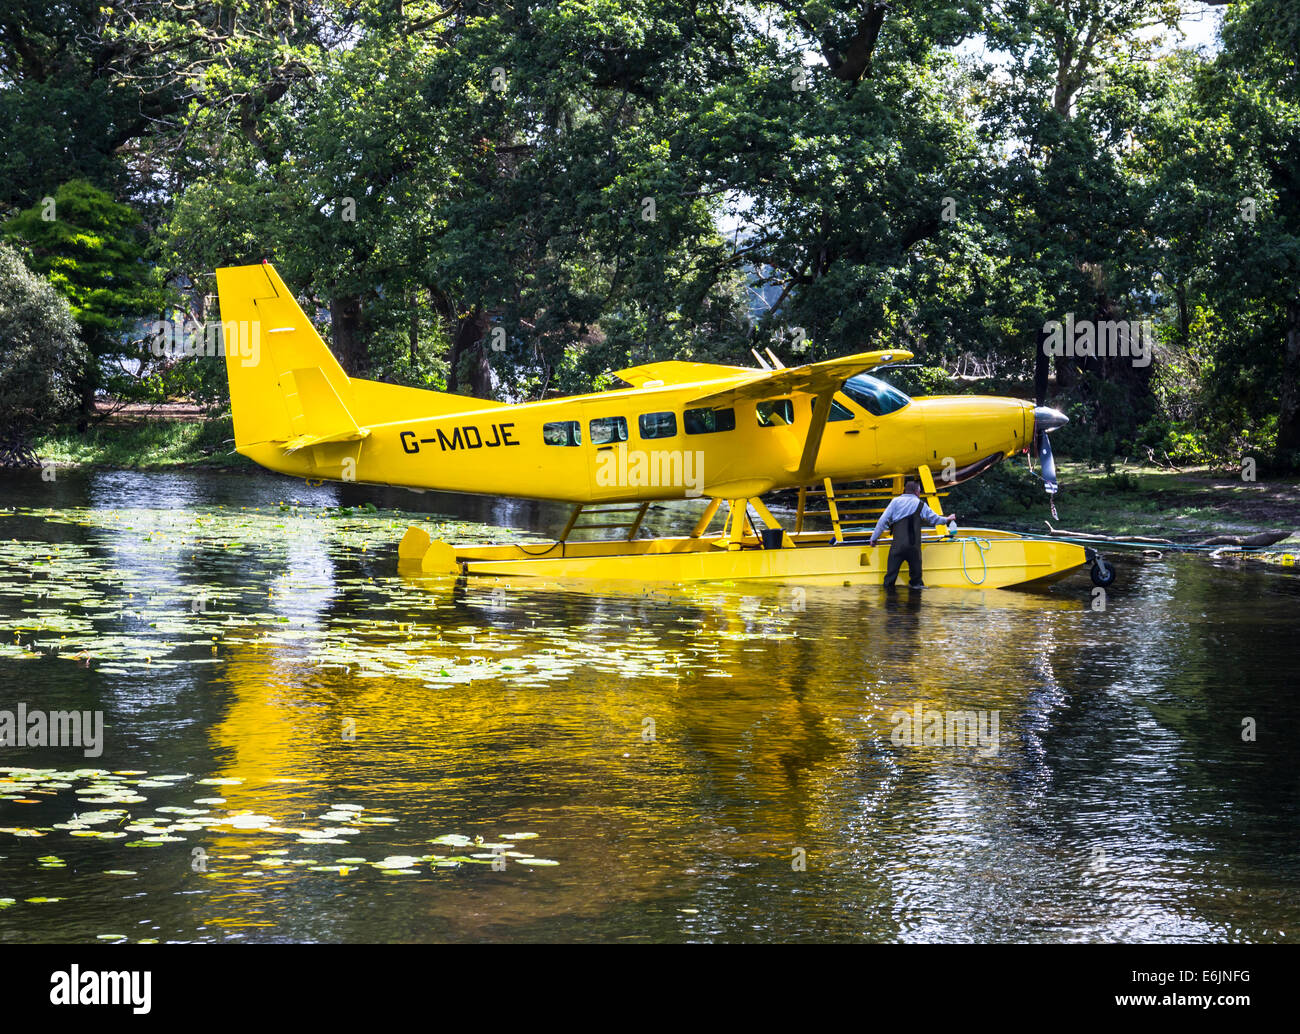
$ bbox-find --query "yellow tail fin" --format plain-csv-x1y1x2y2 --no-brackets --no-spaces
215,263,353,451
215,262,503,456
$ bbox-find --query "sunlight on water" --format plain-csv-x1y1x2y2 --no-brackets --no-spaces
1,470,1297,942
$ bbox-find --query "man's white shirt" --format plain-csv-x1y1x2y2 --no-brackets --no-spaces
869,496,948,546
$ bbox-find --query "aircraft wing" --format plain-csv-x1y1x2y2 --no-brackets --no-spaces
613,360,754,388
680,349,913,482
683,350,912,409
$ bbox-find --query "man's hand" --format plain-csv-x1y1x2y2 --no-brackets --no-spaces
946,515,958,525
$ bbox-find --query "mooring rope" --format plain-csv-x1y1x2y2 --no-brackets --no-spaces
958,535,991,585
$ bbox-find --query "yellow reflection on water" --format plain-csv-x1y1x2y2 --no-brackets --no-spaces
197,568,1088,935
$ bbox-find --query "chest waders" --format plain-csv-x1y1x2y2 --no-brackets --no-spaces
882,499,926,588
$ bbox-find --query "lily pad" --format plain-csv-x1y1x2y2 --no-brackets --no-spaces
373,855,422,870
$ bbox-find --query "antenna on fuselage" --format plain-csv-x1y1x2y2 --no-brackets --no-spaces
764,348,786,369
751,349,772,370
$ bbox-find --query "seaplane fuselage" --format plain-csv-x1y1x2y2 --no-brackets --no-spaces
217,263,1056,504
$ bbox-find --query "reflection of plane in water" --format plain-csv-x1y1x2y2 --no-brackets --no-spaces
196,570,1083,936
217,263,1110,590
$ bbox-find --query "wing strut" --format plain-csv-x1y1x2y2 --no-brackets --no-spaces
796,389,836,481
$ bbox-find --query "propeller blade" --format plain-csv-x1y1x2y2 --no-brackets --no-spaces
1038,429,1058,495
1031,406,1066,496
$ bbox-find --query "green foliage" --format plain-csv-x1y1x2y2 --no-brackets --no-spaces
878,366,958,397
2,0,1299,475
0,243,88,436
946,458,1044,517
0,1,329,215
2,181,165,411
32,416,247,470
3,181,156,332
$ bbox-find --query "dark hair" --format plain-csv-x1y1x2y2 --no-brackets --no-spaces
904,479,922,493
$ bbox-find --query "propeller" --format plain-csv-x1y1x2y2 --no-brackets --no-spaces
1033,405,1068,498
1033,326,1066,513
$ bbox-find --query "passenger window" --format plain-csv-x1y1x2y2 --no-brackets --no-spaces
756,399,794,426
812,397,856,421
684,407,736,435
638,411,677,439
543,421,582,446
589,416,628,445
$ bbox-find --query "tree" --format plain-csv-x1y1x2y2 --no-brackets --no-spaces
159,2,757,399
0,1,327,215
0,243,88,464
2,180,165,425
1130,0,1300,467
1210,0,1300,464
975,1,1185,440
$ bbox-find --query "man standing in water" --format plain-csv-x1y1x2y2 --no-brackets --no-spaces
868,479,957,589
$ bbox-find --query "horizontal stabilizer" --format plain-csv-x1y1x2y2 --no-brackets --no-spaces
280,428,371,453
276,366,367,453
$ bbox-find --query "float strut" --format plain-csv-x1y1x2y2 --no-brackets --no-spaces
691,498,722,538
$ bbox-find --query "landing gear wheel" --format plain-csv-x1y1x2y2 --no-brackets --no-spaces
1090,557,1116,587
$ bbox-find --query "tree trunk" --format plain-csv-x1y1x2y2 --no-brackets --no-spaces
1176,281,1189,348
1034,323,1050,405
329,295,368,376
74,332,105,432
1054,351,1075,392
447,305,491,398
76,377,95,433
1278,301,1300,460
467,342,493,398
409,296,419,366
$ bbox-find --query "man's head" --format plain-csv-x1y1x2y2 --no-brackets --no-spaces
904,479,922,495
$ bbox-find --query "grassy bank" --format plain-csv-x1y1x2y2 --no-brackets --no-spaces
952,460,1300,542
33,416,254,471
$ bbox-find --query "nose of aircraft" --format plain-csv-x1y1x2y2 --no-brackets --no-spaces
1033,406,1069,435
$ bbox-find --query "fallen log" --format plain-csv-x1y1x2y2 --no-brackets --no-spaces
1044,522,1174,544
1196,530,1295,549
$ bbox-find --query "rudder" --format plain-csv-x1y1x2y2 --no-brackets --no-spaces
215,261,508,460
215,262,354,451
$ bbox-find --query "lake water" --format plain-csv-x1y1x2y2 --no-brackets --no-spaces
1,469,1297,942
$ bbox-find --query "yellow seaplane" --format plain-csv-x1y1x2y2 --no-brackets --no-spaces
216,262,1107,590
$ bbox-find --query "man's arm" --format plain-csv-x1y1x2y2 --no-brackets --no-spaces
868,501,896,546
919,501,957,526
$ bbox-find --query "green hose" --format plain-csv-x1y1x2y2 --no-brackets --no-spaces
958,535,991,585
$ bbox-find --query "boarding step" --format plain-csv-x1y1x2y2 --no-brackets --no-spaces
559,501,652,541
796,476,948,538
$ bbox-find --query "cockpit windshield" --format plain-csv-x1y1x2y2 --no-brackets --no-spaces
841,374,911,417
